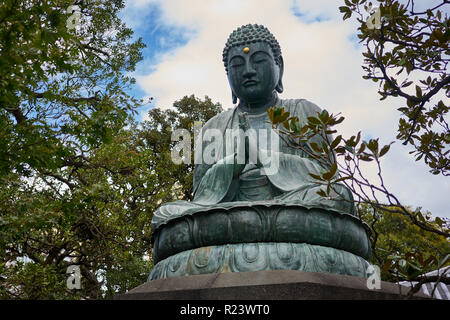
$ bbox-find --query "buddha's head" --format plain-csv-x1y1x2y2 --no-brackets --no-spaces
223,24,284,105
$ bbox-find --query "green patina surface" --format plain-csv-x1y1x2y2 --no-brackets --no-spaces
149,242,371,281
153,204,371,263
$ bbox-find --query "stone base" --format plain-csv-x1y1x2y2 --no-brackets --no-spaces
114,270,430,300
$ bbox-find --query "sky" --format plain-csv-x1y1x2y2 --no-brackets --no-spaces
118,0,449,219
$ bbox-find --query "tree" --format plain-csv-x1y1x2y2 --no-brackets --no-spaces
359,204,450,283
0,92,222,298
268,0,449,296
139,95,223,202
0,0,149,299
339,0,449,176
0,127,156,299
0,0,145,176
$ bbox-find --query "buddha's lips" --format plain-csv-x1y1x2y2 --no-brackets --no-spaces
243,80,258,87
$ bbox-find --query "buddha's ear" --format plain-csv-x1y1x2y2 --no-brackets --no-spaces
275,56,284,94
232,91,237,104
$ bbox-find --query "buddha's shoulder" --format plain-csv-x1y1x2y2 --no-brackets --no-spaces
202,108,235,129
280,98,323,115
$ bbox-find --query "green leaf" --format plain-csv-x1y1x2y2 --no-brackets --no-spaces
402,81,413,88
273,107,283,123
307,116,321,125
267,108,274,122
309,173,323,180
329,163,338,177
367,139,379,154
379,144,390,157
334,176,352,183
355,131,361,146
279,112,290,123
359,154,373,161
415,85,422,98
358,143,366,154
335,116,345,124
323,171,333,180
290,118,300,133
343,11,352,20
331,135,342,149
309,142,322,153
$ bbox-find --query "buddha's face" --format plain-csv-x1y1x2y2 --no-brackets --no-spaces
227,41,281,104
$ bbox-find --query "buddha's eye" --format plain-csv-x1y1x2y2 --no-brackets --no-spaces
229,57,244,68
252,53,269,64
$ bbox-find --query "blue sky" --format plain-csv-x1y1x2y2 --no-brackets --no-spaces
118,0,449,219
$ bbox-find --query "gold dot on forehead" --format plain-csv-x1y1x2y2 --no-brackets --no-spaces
243,47,250,53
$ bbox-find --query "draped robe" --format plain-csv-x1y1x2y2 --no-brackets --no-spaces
152,98,355,230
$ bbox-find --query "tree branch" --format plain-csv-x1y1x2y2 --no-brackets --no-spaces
410,0,449,16
4,106,27,124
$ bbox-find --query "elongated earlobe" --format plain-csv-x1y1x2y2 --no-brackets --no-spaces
276,81,284,93
276,56,284,93
232,91,237,104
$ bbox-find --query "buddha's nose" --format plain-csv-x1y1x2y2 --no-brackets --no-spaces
243,63,256,78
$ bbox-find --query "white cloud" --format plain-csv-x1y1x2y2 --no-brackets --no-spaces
123,0,449,218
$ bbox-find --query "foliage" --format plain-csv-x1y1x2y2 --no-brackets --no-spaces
0,0,145,176
140,95,223,201
0,127,154,299
0,93,222,299
359,204,450,283
0,0,153,299
0,1,222,298
339,0,449,176
269,0,450,297
268,106,449,239
269,106,450,295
